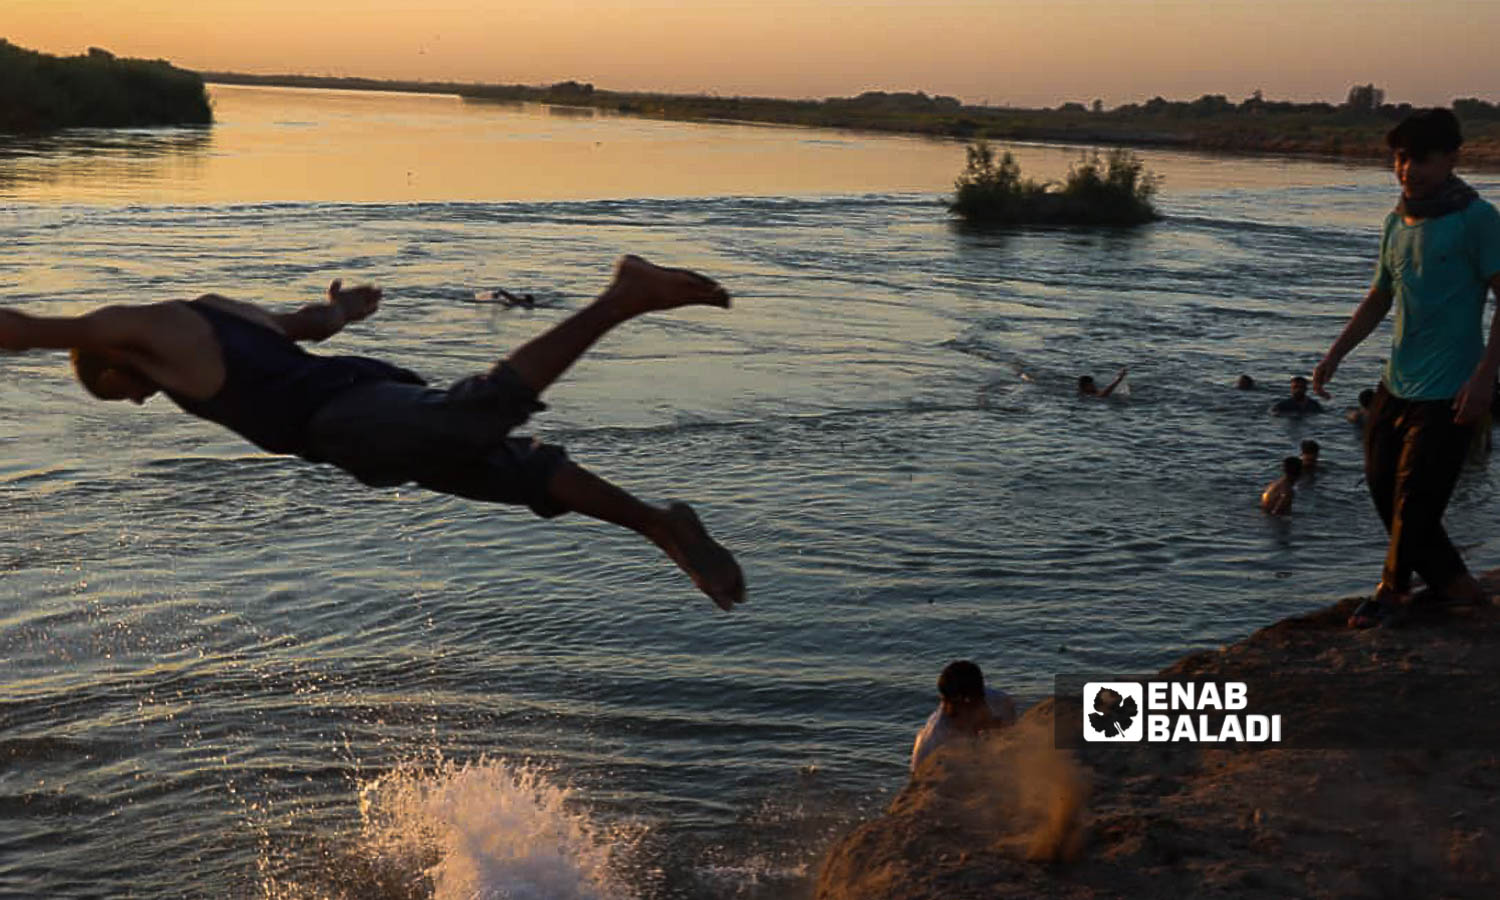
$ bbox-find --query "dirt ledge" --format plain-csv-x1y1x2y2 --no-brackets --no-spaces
816,573,1500,900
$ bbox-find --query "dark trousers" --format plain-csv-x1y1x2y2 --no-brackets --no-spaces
1364,384,1474,593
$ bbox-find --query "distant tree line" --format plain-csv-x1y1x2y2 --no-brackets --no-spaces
195,69,1500,167
825,91,962,112
1051,83,1485,123
1454,98,1500,121
202,68,1497,135
0,40,211,132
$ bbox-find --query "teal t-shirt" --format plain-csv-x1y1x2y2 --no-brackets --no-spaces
1373,197,1500,400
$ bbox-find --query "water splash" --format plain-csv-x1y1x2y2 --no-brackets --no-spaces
263,757,637,900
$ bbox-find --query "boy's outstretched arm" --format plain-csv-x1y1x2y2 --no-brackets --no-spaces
273,279,381,343
1312,285,1393,397
0,306,151,353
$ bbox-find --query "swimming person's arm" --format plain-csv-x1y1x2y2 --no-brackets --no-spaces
1312,285,1393,397
274,279,381,343
1098,366,1128,398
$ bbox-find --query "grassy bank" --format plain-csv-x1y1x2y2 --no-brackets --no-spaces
201,72,1500,170
0,40,211,132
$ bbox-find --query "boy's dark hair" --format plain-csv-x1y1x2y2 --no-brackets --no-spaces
1078,375,1095,391
938,660,985,701
1386,108,1463,159
1236,374,1255,390
1282,456,1304,479
1358,388,1376,407
1290,375,1309,387
1301,439,1320,455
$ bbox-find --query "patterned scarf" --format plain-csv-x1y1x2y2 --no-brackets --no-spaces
1397,174,1479,219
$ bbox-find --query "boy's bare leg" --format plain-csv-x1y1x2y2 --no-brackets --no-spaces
505,255,730,395
545,460,745,611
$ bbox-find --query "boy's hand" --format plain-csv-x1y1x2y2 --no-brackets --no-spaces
1311,353,1338,399
1453,372,1494,425
328,279,381,324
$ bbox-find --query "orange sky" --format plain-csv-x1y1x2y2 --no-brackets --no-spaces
5,0,1496,107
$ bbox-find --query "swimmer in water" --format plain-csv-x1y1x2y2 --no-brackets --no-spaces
1269,375,1325,416
1261,455,1303,516
1078,367,1128,398
1300,438,1321,474
475,287,537,309
1345,387,1376,427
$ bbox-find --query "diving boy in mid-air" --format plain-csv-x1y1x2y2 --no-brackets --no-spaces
0,255,745,610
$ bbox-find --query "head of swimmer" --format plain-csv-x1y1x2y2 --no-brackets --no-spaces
1289,375,1310,401
71,349,159,404
1077,375,1098,396
1299,439,1320,470
937,659,988,724
1282,455,1304,483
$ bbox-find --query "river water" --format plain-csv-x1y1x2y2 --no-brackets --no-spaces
1,85,1497,899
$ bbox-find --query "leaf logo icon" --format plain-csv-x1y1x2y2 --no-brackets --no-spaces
1088,687,1138,736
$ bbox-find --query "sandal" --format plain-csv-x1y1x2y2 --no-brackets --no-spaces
1349,585,1413,629
1348,598,1388,629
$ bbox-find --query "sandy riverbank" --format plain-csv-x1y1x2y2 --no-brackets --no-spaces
817,573,1500,900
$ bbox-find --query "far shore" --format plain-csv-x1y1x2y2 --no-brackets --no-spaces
201,72,1500,171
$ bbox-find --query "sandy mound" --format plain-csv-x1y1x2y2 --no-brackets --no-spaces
816,573,1500,900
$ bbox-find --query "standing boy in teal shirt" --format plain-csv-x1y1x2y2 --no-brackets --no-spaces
1313,109,1500,626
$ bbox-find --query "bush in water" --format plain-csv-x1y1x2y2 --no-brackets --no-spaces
950,142,1160,226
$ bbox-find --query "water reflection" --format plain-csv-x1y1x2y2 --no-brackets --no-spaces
545,104,599,118
0,84,1397,210
0,127,211,195
0,84,983,204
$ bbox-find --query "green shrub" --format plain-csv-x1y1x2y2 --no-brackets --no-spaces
949,142,1160,226
0,40,211,132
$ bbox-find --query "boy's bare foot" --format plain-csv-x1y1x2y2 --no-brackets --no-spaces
654,502,745,611
602,255,730,317
1349,582,1411,628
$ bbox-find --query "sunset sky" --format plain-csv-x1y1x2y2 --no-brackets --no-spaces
5,0,1496,108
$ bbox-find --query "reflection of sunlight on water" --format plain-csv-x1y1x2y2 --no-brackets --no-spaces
0,127,212,198
696,859,810,895
261,758,637,900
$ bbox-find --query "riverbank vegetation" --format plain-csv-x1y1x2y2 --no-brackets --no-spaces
949,143,1160,226
201,72,1500,169
0,41,211,132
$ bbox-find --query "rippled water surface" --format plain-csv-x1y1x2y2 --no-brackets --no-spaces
3,86,1499,898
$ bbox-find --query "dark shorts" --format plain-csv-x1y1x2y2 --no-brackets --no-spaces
304,363,569,518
